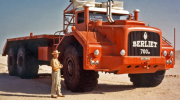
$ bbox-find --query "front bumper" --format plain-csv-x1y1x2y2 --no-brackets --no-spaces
92,56,174,74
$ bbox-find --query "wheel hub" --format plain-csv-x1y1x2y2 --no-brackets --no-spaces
18,56,23,67
68,61,73,76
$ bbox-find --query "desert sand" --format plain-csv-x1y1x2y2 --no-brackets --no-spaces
0,51,180,100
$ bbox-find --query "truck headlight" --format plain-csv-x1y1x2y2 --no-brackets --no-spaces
94,49,100,56
163,51,167,56
170,51,173,56
166,60,169,65
120,49,126,56
169,60,172,65
95,61,99,65
90,57,95,66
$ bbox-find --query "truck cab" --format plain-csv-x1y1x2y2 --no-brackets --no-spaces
74,1,130,31
63,0,174,73
61,0,174,91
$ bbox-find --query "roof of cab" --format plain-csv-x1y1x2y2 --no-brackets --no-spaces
75,7,129,14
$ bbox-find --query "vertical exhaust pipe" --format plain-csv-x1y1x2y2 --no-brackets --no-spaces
174,28,176,64
107,0,114,23
134,9,140,21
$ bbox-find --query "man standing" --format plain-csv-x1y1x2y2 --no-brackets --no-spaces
51,50,65,98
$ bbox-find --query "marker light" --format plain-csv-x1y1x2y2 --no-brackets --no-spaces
120,49,126,56
95,61,99,65
94,49,100,56
163,51,167,56
91,60,95,66
170,51,173,56
166,60,169,65
169,60,172,65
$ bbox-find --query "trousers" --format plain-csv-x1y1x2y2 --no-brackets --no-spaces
51,70,62,95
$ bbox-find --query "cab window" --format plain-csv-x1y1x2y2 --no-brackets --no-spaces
89,12,128,21
78,12,84,24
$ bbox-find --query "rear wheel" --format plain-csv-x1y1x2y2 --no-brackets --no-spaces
63,43,99,92
128,70,166,87
17,46,39,79
8,47,18,76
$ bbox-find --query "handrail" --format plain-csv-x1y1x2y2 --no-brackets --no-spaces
54,30,64,42
64,1,74,12
162,36,172,45
63,1,75,31
53,30,67,50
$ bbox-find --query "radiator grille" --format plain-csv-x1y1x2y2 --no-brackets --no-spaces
128,31,160,56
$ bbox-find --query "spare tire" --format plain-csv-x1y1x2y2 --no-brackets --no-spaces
8,47,18,76
17,46,39,79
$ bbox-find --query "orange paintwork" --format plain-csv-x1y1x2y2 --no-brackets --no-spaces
134,10,139,21
2,34,56,56
59,5,175,74
71,26,76,31
38,47,53,61
2,3,175,74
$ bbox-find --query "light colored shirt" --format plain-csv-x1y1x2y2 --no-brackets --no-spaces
51,58,61,71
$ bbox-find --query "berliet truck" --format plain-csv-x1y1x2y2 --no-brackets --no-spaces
2,0,175,92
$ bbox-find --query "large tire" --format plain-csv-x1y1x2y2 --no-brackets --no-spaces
17,46,39,79
128,70,166,87
63,43,99,92
7,47,18,76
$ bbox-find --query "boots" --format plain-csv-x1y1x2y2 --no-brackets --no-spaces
51,95,58,98
57,93,65,97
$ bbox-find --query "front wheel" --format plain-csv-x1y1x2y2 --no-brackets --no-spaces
63,43,99,92
128,70,166,87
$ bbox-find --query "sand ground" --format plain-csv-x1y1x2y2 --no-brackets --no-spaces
0,51,180,100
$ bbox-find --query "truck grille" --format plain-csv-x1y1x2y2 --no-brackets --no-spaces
128,31,160,56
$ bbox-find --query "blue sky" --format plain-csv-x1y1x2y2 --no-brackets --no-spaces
0,0,179,53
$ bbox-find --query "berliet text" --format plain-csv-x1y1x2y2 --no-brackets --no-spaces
133,41,158,48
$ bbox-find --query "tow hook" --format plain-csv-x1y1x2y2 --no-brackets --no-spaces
143,61,149,70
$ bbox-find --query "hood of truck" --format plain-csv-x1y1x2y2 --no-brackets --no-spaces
101,20,146,26
95,24,162,56
114,20,146,26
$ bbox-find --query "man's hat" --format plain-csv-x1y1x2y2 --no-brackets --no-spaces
52,50,60,55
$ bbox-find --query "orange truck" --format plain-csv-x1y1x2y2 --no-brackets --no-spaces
2,0,175,92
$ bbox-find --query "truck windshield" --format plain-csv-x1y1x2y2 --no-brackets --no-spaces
89,12,128,22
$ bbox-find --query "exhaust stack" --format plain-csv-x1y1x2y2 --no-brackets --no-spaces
134,9,140,21
107,0,114,23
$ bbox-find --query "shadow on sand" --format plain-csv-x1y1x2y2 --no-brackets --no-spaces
0,73,136,97
0,93,50,98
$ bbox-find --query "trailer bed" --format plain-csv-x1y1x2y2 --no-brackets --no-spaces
2,34,61,56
